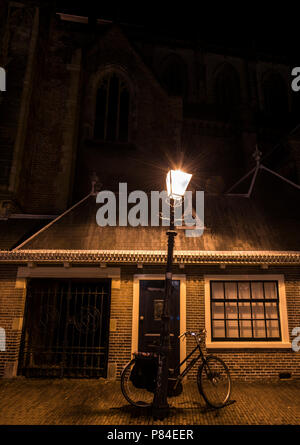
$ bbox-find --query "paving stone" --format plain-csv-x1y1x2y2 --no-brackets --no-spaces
0,378,299,425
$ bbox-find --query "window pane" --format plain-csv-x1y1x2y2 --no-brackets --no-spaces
265,302,278,319
266,320,280,338
238,302,251,319
153,299,163,321
226,320,239,338
253,320,266,338
213,320,225,338
94,85,106,139
225,302,238,319
162,58,186,96
106,75,119,141
119,88,129,141
225,282,237,299
212,302,224,319
238,282,250,299
240,320,252,338
211,282,224,299
264,282,277,299
215,66,240,110
251,282,264,299
210,280,281,342
252,302,264,319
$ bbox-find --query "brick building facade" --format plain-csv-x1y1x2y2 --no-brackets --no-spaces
0,2,299,381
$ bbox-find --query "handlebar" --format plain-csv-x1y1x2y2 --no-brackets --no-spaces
178,329,206,340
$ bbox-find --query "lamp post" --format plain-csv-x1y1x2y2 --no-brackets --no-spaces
152,169,192,419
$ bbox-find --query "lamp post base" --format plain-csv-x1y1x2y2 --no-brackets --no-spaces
152,321,171,419
152,403,170,420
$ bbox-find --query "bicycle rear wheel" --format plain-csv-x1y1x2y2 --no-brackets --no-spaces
121,359,153,408
197,355,231,408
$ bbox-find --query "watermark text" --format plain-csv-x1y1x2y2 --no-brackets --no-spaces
96,183,204,237
291,327,300,352
0,67,6,91
291,67,300,92
0,327,5,351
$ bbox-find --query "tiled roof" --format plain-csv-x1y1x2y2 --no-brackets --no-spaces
11,190,300,252
1,168,299,262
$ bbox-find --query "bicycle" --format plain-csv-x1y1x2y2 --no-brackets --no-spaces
121,329,231,409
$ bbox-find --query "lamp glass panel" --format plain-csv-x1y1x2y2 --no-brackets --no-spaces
166,170,192,198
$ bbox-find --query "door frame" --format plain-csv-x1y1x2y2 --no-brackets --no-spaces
132,274,186,370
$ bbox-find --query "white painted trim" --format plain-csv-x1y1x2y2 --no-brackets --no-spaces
132,274,186,371
206,342,291,349
204,274,291,349
17,266,120,279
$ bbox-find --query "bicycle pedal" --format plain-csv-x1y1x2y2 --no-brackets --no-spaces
225,399,236,406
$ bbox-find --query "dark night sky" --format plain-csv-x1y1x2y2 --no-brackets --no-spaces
53,0,299,57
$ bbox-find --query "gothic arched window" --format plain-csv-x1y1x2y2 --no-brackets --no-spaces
215,64,241,111
161,55,187,96
262,73,288,116
94,73,130,142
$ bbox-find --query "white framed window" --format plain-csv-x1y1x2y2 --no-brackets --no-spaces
204,275,291,349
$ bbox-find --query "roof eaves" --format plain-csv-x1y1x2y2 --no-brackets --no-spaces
0,250,299,265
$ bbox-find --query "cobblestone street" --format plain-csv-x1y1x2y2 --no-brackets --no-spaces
0,378,299,425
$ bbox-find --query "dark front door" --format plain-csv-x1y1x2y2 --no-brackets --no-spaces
18,279,111,378
138,280,180,372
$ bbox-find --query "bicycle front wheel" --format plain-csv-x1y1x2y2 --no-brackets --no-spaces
197,355,231,408
120,359,153,408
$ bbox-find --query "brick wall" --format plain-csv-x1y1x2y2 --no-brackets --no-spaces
18,13,76,214
0,263,299,381
184,265,300,382
108,270,135,378
107,264,300,382
0,2,37,190
0,265,25,378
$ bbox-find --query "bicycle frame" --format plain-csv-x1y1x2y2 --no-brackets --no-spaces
172,336,206,383
121,330,231,409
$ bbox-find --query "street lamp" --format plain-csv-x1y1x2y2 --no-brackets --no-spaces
166,169,192,200
152,169,192,419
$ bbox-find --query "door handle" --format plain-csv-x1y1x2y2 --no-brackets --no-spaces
140,316,144,321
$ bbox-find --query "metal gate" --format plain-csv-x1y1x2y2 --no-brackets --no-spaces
18,279,111,378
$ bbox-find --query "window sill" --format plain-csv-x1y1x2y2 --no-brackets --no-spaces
206,341,292,349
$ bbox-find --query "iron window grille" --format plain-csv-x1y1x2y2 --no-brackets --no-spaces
210,280,281,341
18,279,111,378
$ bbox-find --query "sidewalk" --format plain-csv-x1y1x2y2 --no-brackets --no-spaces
0,378,299,425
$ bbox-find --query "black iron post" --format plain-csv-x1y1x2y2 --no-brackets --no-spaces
152,198,177,419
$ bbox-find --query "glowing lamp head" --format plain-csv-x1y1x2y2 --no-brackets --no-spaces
166,169,192,199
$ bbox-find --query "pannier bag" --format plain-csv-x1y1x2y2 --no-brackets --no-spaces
130,352,158,392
